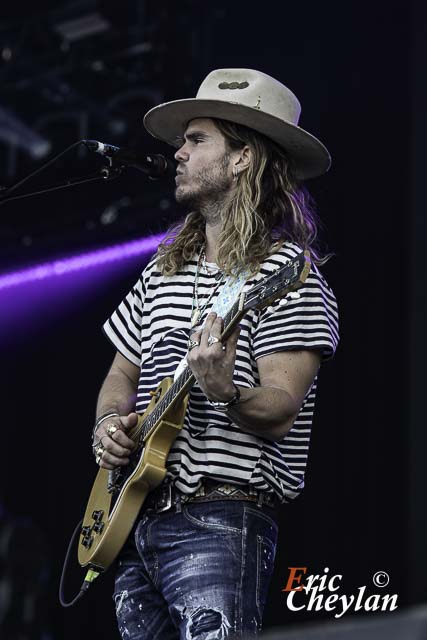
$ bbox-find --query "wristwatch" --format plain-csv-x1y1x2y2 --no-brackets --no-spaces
208,385,241,412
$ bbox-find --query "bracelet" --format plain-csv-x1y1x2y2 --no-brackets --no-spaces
208,385,241,413
92,411,119,441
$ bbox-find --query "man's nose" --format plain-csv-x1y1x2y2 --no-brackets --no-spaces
174,145,189,162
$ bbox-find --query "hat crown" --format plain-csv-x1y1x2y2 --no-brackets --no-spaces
196,68,301,126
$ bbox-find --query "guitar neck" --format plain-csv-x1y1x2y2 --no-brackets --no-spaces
139,296,246,443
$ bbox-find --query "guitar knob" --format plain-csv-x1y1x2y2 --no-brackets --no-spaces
92,510,104,522
93,521,105,534
81,535,94,549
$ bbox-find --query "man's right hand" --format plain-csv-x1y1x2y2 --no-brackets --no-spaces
93,412,138,469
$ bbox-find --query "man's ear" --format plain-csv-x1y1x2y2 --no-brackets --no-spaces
234,145,252,172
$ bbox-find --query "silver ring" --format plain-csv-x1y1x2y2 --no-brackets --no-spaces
188,339,200,350
207,335,221,347
106,423,118,436
94,443,105,464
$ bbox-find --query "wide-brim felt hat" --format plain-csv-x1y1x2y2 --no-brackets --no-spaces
143,68,331,180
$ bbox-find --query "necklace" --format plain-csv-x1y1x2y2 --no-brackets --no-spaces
201,249,220,276
191,248,225,328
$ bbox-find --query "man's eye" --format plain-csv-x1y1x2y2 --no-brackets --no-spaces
177,136,204,146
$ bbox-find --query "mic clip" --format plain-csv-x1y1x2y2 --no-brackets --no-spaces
99,155,126,179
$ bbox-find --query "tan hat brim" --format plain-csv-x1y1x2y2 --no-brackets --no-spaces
143,98,331,180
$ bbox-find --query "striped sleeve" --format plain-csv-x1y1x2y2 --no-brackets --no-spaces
102,274,146,366
252,264,339,361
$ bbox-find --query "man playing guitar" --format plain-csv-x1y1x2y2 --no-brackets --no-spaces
91,68,339,639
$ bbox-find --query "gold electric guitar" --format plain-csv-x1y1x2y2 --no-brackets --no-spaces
78,250,311,575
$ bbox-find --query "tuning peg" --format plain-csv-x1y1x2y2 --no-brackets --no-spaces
267,306,275,313
287,292,301,299
279,298,288,306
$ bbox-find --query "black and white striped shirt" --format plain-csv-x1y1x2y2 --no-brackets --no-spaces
103,242,339,503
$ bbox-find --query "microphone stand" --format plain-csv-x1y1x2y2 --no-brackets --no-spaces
0,141,124,208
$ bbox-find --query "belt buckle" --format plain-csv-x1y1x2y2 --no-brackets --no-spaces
156,483,172,513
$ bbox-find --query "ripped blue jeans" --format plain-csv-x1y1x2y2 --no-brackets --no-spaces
113,499,278,639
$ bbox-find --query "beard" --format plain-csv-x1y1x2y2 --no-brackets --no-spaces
175,153,233,219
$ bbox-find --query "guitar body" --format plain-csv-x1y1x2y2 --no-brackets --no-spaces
78,376,188,571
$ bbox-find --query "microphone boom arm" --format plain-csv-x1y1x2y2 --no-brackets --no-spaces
0,138,172,207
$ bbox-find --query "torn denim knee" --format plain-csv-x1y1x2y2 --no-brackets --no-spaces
182,606,232,639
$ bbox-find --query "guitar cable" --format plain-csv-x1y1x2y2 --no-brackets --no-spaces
59,518,101,607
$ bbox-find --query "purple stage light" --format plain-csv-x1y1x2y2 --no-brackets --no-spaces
0,233,166,290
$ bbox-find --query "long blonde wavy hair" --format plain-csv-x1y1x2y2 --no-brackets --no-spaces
156,118,329,277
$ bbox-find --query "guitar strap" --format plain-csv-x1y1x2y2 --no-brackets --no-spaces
210,270,248,317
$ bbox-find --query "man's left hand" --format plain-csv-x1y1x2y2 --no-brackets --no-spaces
187,312,240,402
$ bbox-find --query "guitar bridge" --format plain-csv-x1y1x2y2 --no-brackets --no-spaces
108,468,123,494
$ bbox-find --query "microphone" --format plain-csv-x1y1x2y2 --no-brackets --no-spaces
83,139,175,179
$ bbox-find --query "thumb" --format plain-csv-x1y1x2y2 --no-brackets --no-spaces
121,412,139,430
222,326,241,365
227,325,241,346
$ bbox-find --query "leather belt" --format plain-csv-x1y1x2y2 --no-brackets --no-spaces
144,479,278,514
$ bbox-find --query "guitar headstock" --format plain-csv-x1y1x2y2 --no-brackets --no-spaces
244,250,311,312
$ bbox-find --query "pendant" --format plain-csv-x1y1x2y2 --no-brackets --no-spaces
191,308,200,327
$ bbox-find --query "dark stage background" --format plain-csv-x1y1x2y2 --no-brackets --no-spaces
0,1,425,638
